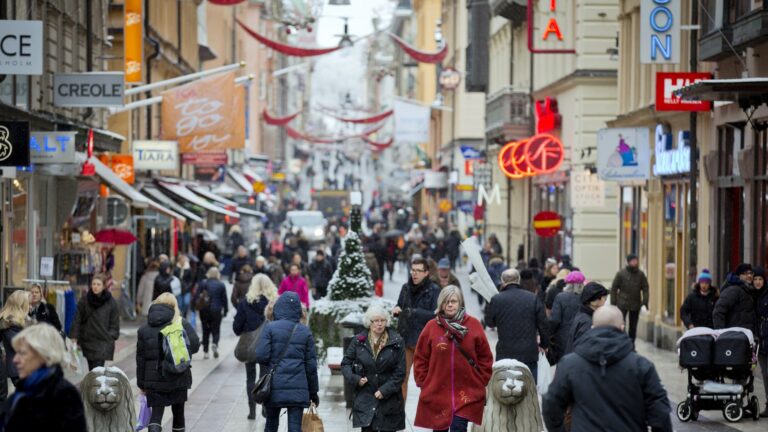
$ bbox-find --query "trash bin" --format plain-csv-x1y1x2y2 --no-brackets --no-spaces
340,312,366,408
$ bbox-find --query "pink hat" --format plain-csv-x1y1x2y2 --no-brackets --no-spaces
564,271,585,284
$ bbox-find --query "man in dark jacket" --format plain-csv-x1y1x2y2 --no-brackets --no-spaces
713,263,756,332
543,305,672,432
230,246,253,283
153,262,174,300
308,250,334,300
485,269,550,378
610,253,649,343
393,257,439,401
566,282,609,354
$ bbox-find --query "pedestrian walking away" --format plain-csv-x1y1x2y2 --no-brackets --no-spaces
543,305,672,432
233,274,276,420
70,274,120,371
610,253,649,344
341,305,406,432
413,285,493,432
566,282,608,354
194,267,228,359
679,269,718,329
549,271,585,364
254,292,319,432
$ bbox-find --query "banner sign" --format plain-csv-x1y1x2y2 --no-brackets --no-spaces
133,140,178,170
570,170,605,208
653,124,690,175
30,131,77,164
0,20,43,75
0,121,30,167
54,73,125,107
655,72,712,111
640,0,680,64
181,152,227,165
597,128,651,182
394,100,430,143
124,0,143,83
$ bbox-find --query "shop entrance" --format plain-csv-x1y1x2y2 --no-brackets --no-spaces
717,186,744,280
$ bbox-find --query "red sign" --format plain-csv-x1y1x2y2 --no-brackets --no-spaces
498,133,565,179
655,72,713,112
535,97,561,133
533,211,562,237
181,152,228,165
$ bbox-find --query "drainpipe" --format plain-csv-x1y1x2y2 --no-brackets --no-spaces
177,0,182,67
145,0,161,139
83,0,94,121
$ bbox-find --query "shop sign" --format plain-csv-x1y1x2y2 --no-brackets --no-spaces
394,100,430,143
477,183,501,206
439,68,462,90
597,127,651,182
535,97,561,133
640,0,680,64
40,257,54,278
533,211,561,237
424,171,448,189
53,73,125,107
0,121,30,167
498,133,565,179
528,0,574,53
124,0,143,83
438,199,452,213
0,20,43,75
652,124,690,175
30,131,77,164
570,170,605,208
655,72,712,111
133,140,178,170
181,152,227,165
193,165,226,182
110,155,135,184
460,145,481,159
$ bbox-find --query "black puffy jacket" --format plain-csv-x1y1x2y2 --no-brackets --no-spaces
549,291,581,363
566,306,594,355
136,304,200,393
680,286,717,328
341,329,405,431
713,276,756,332
153,262,174,300
485,284,550,364
395,278,440,348
543,327,672,432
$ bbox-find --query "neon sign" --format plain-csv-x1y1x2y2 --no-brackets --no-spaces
527,0,574,54
499,133,565,179
640,0,680,64
535,97,562,133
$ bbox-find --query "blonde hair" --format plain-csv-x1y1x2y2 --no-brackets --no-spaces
435,285,464,314
363,305,391,328
12,323,66,367
0,290,30,327
246,274,278,304
203,252,219,267
206,267,220,280
153,292,181,322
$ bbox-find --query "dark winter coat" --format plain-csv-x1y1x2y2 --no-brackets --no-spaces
545,279,566,310
231,270,254,308
29,303,62,331
542,327,672,432
341,329,406,431
610,266,650,311
680,285,718,328
757,289,768,349
230,256,253,279
254,292,319,408
549,291,581,363
485,284,550,364
713,275,756,332
174,265,195,295
0,320,23,380
195,279,228,318
70,291,120,361
487,259,507,288
136,304,200,395
395,277,440,348
445,231,462,258
233,296,269,336
153,263,174,300
308,259,334,289
0,366,87,432
566,306,594,355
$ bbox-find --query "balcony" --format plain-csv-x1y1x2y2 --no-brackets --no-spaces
491,0,527,27
485,87,530,142
732,9,768,49
699,28,734,61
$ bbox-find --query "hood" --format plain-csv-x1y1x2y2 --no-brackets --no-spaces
148,303,174,327
273,292,302,322
725,273,744,287
159,261,171,276
574,327,633,371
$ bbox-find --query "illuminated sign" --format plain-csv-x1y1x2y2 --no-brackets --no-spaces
498,133,565,179
655,72,712,111
527,0,574,54
536,97,561,133
653,124,690,175
640,0,680,64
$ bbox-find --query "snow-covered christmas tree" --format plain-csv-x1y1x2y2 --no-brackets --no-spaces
328,231,373,300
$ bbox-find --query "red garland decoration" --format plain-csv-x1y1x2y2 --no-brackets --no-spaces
363,135,394,150
208,0,245,5
285,123,385,144
388,33,448,64
237,20,342,57
263,109,301,126
332,109,393,124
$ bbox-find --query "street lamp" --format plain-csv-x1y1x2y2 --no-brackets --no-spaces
337,17,354,48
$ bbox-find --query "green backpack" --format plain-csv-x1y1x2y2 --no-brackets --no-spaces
160,319,191,375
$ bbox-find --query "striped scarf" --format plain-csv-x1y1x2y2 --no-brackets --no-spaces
436,308,468,341
369,330,388,360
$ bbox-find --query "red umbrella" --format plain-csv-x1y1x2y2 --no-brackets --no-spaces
94,228,138,245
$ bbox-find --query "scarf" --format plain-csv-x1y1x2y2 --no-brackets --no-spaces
4,366,58,426
436,308,468,341
86,289,111,309
369,330,388,360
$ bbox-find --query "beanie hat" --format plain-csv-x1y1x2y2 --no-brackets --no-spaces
734,263,753,276
437,257,450,269
626,253,638,263
697,269,713,284
564,271,585,284
520,269,534,280
754,266,765,279
581,282,608,304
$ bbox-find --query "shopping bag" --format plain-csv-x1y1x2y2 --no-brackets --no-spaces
65,339,85,375
537,351,554,395
136,393,152,431
301,403,324,432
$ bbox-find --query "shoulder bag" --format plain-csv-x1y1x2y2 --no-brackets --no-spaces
234,321,266,363
252,324,298,404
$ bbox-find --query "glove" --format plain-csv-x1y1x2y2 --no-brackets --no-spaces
310,392,319,407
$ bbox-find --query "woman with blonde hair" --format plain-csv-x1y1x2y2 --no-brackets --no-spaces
233,274,276,419
0,290,30,400
70,274,120,371
137,293,199,432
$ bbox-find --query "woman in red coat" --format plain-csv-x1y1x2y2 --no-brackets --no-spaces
413,285,493,431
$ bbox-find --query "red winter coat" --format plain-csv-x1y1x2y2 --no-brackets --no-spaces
413,315,493,429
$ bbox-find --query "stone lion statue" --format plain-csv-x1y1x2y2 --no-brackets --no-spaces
473,359,544,432
80,366,136,432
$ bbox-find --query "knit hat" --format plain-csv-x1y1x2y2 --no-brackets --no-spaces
520,269,534,280
697,269,713,284
581,282,608,304
564,271,585,284
754,266,765,279
734,263,753,276
626,253,638,263
437,257,450,269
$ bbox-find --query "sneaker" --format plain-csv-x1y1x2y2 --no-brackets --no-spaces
203,352,209,360
213,344,219,359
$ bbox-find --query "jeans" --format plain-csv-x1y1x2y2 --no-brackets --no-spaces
87,359,105,370
434,415,469,432
245,362,262,403
149,402,185,430
201,312,223,352
265,406,303,432
176,293,191,318
524,360,538,385
619,308,640,343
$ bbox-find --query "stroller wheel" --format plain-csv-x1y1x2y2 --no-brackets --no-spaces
677,401,693,422
750,396,760,421
723,402,744,422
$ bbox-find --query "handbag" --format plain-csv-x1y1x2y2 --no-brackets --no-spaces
252,324,298,404
234,321,265,363
452,339,480,372
301,403,324,432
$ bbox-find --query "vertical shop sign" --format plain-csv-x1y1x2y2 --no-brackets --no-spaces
527,0,575,53
640,0,680,64
124,0,144,83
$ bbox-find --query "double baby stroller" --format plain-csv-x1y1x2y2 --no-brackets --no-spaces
677,327,759,422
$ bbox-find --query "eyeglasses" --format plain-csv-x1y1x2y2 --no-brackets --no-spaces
371,319,387,324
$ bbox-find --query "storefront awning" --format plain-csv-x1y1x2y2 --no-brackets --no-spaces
677,78,768,105
189,185,238,206
91,157,150,208
146,199,187,222
142,187,204,223
227,170,254,193
237,207,266,218
158,182,239,218
241,167,264,183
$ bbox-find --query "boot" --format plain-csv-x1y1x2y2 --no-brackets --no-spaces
147,424,162,432
247,401,256,420
760,403,768,418
213,343,219,359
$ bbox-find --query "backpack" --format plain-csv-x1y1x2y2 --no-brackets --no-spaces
160,319,191,375
194,283,211,311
